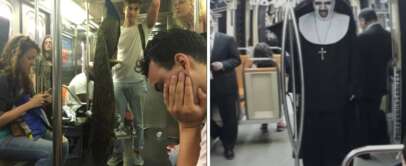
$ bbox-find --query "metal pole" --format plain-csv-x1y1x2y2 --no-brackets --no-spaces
280,2,305,166
34,0,39,43
194,0,200,32
289,6,305,166
288,15,297,144
34,0,40,93
85,1,91,110
341,145,404,166
52,0,63,165
280,3,295,148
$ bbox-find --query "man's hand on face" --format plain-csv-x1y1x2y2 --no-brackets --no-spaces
211,61,223,71
163,72,206,129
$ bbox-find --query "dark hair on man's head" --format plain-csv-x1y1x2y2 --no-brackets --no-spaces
138,28,207,77
124,0,141,6
359,8,378,23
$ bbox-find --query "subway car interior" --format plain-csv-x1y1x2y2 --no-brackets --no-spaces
0,0,205,166
210,0,406,166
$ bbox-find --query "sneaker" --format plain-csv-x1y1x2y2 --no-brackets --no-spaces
276,121,286,132
132,151,144,166
115,128,129,138
107,153,123,166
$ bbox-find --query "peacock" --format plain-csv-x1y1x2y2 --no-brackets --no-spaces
89,0,120,165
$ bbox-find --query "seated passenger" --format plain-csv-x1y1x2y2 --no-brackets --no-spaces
0,36,68,166
253,42,276,68
252,42,286,133
63,71,94,123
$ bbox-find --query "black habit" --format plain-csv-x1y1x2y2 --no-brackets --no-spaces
290,1,360,166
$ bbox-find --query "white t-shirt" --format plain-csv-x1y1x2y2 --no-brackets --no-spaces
66,73,94,106
196,123,207,166
112,23,151,83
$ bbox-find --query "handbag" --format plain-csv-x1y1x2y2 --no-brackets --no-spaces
9,120,32,138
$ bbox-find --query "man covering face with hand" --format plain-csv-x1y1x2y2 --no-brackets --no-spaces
140,29,207,166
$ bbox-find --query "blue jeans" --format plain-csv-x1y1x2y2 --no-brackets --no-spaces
113,81,147,152
0,131,69,166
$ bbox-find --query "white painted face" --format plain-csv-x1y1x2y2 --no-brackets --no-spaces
313,0,335,20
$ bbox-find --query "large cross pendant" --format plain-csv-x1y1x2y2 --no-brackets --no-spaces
318,47,327,61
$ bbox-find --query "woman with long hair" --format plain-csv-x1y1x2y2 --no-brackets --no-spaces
0,35,68,166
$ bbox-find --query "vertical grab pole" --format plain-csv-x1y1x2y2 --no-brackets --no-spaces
34,0,39,42
194,0,200,31
34,0,39,93
280,4,295,149
288,13,298,146
52,0,63,165
289,5,305,166
280,2,305,166
85,0,91,110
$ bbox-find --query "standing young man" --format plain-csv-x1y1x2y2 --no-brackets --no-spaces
109,0,160,165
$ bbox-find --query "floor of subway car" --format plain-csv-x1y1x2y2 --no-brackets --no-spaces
210,124,400,166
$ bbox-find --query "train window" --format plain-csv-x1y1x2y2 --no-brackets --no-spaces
0,0,12,53
0,0,12,19
61,0,88,25
22,3,47,43
61,36,75,84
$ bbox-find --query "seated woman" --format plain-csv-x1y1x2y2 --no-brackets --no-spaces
252,42,286,133
0,36,68,166
253,42,276,68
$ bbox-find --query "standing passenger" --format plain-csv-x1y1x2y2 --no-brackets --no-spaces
108,0,160,165
210,29,241,160
357,8,391,156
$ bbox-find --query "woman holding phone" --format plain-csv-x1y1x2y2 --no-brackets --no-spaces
0,35,68,166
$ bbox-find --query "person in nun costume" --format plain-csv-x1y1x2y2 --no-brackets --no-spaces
289,0,361,165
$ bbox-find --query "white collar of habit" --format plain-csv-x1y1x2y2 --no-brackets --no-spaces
299,12,350,45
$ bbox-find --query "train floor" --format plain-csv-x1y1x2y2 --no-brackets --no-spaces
210,123,400,166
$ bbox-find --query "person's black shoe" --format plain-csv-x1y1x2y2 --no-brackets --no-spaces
224,149,235,160
260,123,268,133
359,154,371,160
